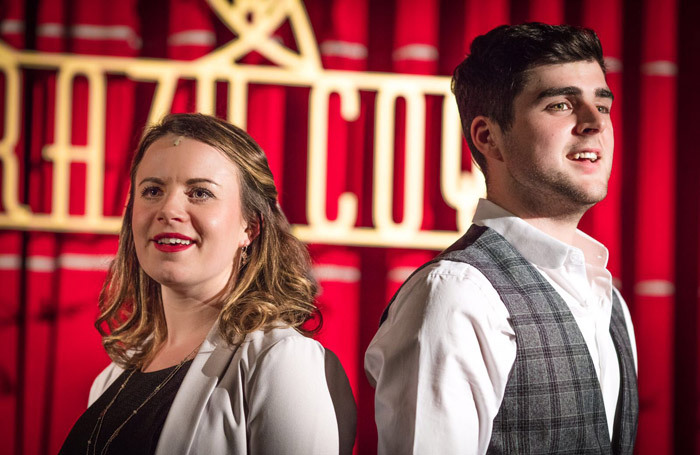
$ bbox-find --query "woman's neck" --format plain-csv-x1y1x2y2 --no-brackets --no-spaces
142,287,221,372
162,289,220,343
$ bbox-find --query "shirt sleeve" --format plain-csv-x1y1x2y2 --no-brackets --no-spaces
246,336,355,455
364,261,516,455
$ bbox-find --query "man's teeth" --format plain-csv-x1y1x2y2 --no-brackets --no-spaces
571,152,598,162
157,238,192,245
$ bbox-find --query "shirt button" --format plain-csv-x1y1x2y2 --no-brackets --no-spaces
569,252,584,266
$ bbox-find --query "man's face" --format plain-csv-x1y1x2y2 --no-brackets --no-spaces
497,60,614,216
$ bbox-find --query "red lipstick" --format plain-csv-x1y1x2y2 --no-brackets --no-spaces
152,233,195,252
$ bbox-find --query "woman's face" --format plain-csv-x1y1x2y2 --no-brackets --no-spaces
132,134,250,298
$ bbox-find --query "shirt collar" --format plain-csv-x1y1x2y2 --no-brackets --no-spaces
472,199,609,270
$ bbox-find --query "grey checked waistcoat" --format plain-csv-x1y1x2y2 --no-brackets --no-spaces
380,225,638,454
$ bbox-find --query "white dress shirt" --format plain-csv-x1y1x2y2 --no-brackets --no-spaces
90,324,357,455
365,199,637,455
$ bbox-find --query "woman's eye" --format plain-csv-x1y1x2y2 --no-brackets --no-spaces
140,186,162,198
189,188,214,200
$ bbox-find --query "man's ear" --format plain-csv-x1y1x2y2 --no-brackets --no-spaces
470,116,504,162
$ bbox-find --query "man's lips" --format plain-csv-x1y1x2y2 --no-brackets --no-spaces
152,233,195,252
566,148,602,163
566,149,604,175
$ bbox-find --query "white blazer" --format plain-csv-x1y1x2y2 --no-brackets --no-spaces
89,325,357,455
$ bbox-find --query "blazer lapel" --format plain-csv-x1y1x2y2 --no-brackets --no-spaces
155,326,238,455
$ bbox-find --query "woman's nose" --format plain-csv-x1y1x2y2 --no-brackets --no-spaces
157,193,188,224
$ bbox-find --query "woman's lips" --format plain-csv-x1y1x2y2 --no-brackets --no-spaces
153,242,193,252
152,233,195,252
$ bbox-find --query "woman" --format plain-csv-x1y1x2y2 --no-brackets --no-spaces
60,113,356,454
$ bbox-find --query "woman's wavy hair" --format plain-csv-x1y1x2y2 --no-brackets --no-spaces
96,113,320,368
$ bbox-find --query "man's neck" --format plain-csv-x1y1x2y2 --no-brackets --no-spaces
485,196,585,246
517,215,580,245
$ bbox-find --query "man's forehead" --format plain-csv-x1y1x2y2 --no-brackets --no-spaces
522,61,608,91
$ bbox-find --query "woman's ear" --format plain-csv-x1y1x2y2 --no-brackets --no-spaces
242,214,262,247
470,115,504,162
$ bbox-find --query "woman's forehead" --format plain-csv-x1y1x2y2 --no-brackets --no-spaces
136,135,239,184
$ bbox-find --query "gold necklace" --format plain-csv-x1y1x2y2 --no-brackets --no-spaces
86,345,200,455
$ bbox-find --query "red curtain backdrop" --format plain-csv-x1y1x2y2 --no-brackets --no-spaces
0,0,699,454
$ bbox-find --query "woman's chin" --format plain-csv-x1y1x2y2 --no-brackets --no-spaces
150,273,194,292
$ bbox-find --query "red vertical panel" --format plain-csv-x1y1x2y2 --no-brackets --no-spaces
527,0,565,23
0,232,22,455
634,0,677,453
239,8,287,199
366,3,444,453
50,236,116,453
697,222,700,453
245,87,287,193
463,0,509,51
0,0,25,48
50,0,139,448
580,0,624,280
0,0,140,452
0,3,25,453
310,246,361,439
310,2,367,453
21,233,58,455
386,0,436,331
246,96,286,198
168,0,215,113
18,2,62,453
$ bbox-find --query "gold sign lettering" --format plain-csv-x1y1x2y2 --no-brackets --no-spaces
0,0,485,249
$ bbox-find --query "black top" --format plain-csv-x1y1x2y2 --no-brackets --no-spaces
59,359,193,455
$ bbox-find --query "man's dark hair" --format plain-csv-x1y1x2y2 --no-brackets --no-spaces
451,23,606,177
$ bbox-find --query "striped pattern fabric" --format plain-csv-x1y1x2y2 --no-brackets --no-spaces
380,225,638,454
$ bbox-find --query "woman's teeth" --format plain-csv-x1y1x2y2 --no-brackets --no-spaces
157,238,191,245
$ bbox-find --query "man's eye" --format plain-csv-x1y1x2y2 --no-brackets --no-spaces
548,102,570,111
597,105,611,114
140,186,161,198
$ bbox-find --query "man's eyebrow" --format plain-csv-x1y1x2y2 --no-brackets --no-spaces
536,86,581,99
536,86,615,101
595,87,614,100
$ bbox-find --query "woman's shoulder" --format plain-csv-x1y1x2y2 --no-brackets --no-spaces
237,327,325,366
88,362,125,406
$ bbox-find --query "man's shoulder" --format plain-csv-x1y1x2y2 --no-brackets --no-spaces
399,258,486,290
391,259,504,317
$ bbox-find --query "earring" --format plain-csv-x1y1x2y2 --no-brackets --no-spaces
241,245,249,265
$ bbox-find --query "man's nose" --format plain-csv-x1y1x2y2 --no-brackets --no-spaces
575,103,608,135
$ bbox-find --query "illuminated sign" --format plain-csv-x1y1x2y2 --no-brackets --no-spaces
0,0,485,249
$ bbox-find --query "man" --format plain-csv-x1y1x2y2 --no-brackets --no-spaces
365,23,638,454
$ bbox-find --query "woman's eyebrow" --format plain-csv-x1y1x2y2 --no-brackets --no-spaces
186,178,220,186
137,177,220,186
138,177,165,186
